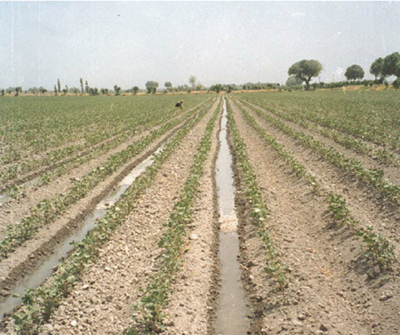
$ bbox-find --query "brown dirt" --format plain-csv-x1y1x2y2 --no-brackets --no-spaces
0,102,211,296
164,106,222,335
2,99,220,334
235,98,400,185
229,96,400,335
229,99,400,250
0,102,209,238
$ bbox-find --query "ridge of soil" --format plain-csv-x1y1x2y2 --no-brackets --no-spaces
0,102,208,237
0,104,209,296
229,99,400,249
22,99,221,335
235,98,400,185
163,106,222,335
229,97,400,335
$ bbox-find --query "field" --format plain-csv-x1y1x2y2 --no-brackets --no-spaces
0,90,400,334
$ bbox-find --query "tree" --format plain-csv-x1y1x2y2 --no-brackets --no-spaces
288,60,322,91
393,78,400,89
54,84,58,96
133,86,139,94
286,76,303,86
1,89,5,96
62,85,69,95
164,82,172,91
189,76,196,89
114,85,121,96
395,60,400,78
370,57,384,80
145,81,158,94
152,87,156,94
57,78,61,93
14,87,22,97
382,52,400,77
345,64,365,81
210,84,222,93
85,81,89,94
80,78,84,93
196,83,203,91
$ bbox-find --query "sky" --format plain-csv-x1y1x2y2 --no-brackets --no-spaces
0,1,399,90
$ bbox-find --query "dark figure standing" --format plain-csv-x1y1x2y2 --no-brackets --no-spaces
175,100,184,110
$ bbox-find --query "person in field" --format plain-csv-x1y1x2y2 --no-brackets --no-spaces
175,100,184,110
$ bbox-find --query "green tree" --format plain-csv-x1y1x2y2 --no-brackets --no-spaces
395,60,400,78
393,78,400,89
288,60,322,91
14,87,22,97
382,52,400,77
145,81,158,94
210,84,222,93
370,57,384,80
189,76,196,89
85,81,89,94
80,78,84,93
345,64,365,81
57,78,61,93
164,82,172,91
114,85,121,96
54,85,58,96
133,86,139,94
0,89,5,96
286,76,303,86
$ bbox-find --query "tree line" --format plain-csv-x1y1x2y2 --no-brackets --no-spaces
286,52,400,91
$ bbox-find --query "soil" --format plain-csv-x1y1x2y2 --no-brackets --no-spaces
0,102,208,238
0,102,210,296
228,96,400,335
235,98,400,185
229,99,400,251
163,106,221,335
2,99,220,334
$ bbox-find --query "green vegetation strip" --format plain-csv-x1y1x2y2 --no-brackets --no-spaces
129,100,221,334
2,99,211,199
0,101,212,260
232,99,398,273
0,98,211,185
10,99,214,335
226,101,288,292
237,100,400,204
237,98,400,167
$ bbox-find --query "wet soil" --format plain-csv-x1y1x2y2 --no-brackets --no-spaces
230,99,400,250
0,103,210,298
2,99,220,334
229,97,400,335
234,98,400,186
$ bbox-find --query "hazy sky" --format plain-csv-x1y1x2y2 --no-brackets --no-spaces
0,1,399,89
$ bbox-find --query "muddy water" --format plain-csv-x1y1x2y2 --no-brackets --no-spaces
0,145,165,319
215,98,250,334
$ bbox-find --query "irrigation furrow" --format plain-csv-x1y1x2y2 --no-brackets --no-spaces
0,100,213,259
235,97,400,179
0,100,211,235
0,100,215,297
127,100,221,334
1,98,219,334
230,100,400,239
229,98,400,259
228,97,400,335
0,99,211,194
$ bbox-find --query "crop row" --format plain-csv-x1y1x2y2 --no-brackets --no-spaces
233,98,398,273
226,100,288,292
10,98,215,334
237,98,400,167
237,100,400,204
0,98,211,185
0,95,209,163
0,99,210,198
0,101,213,260
129,99,221,334
238,91,400,151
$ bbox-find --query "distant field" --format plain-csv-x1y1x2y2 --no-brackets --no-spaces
1,91,400,334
